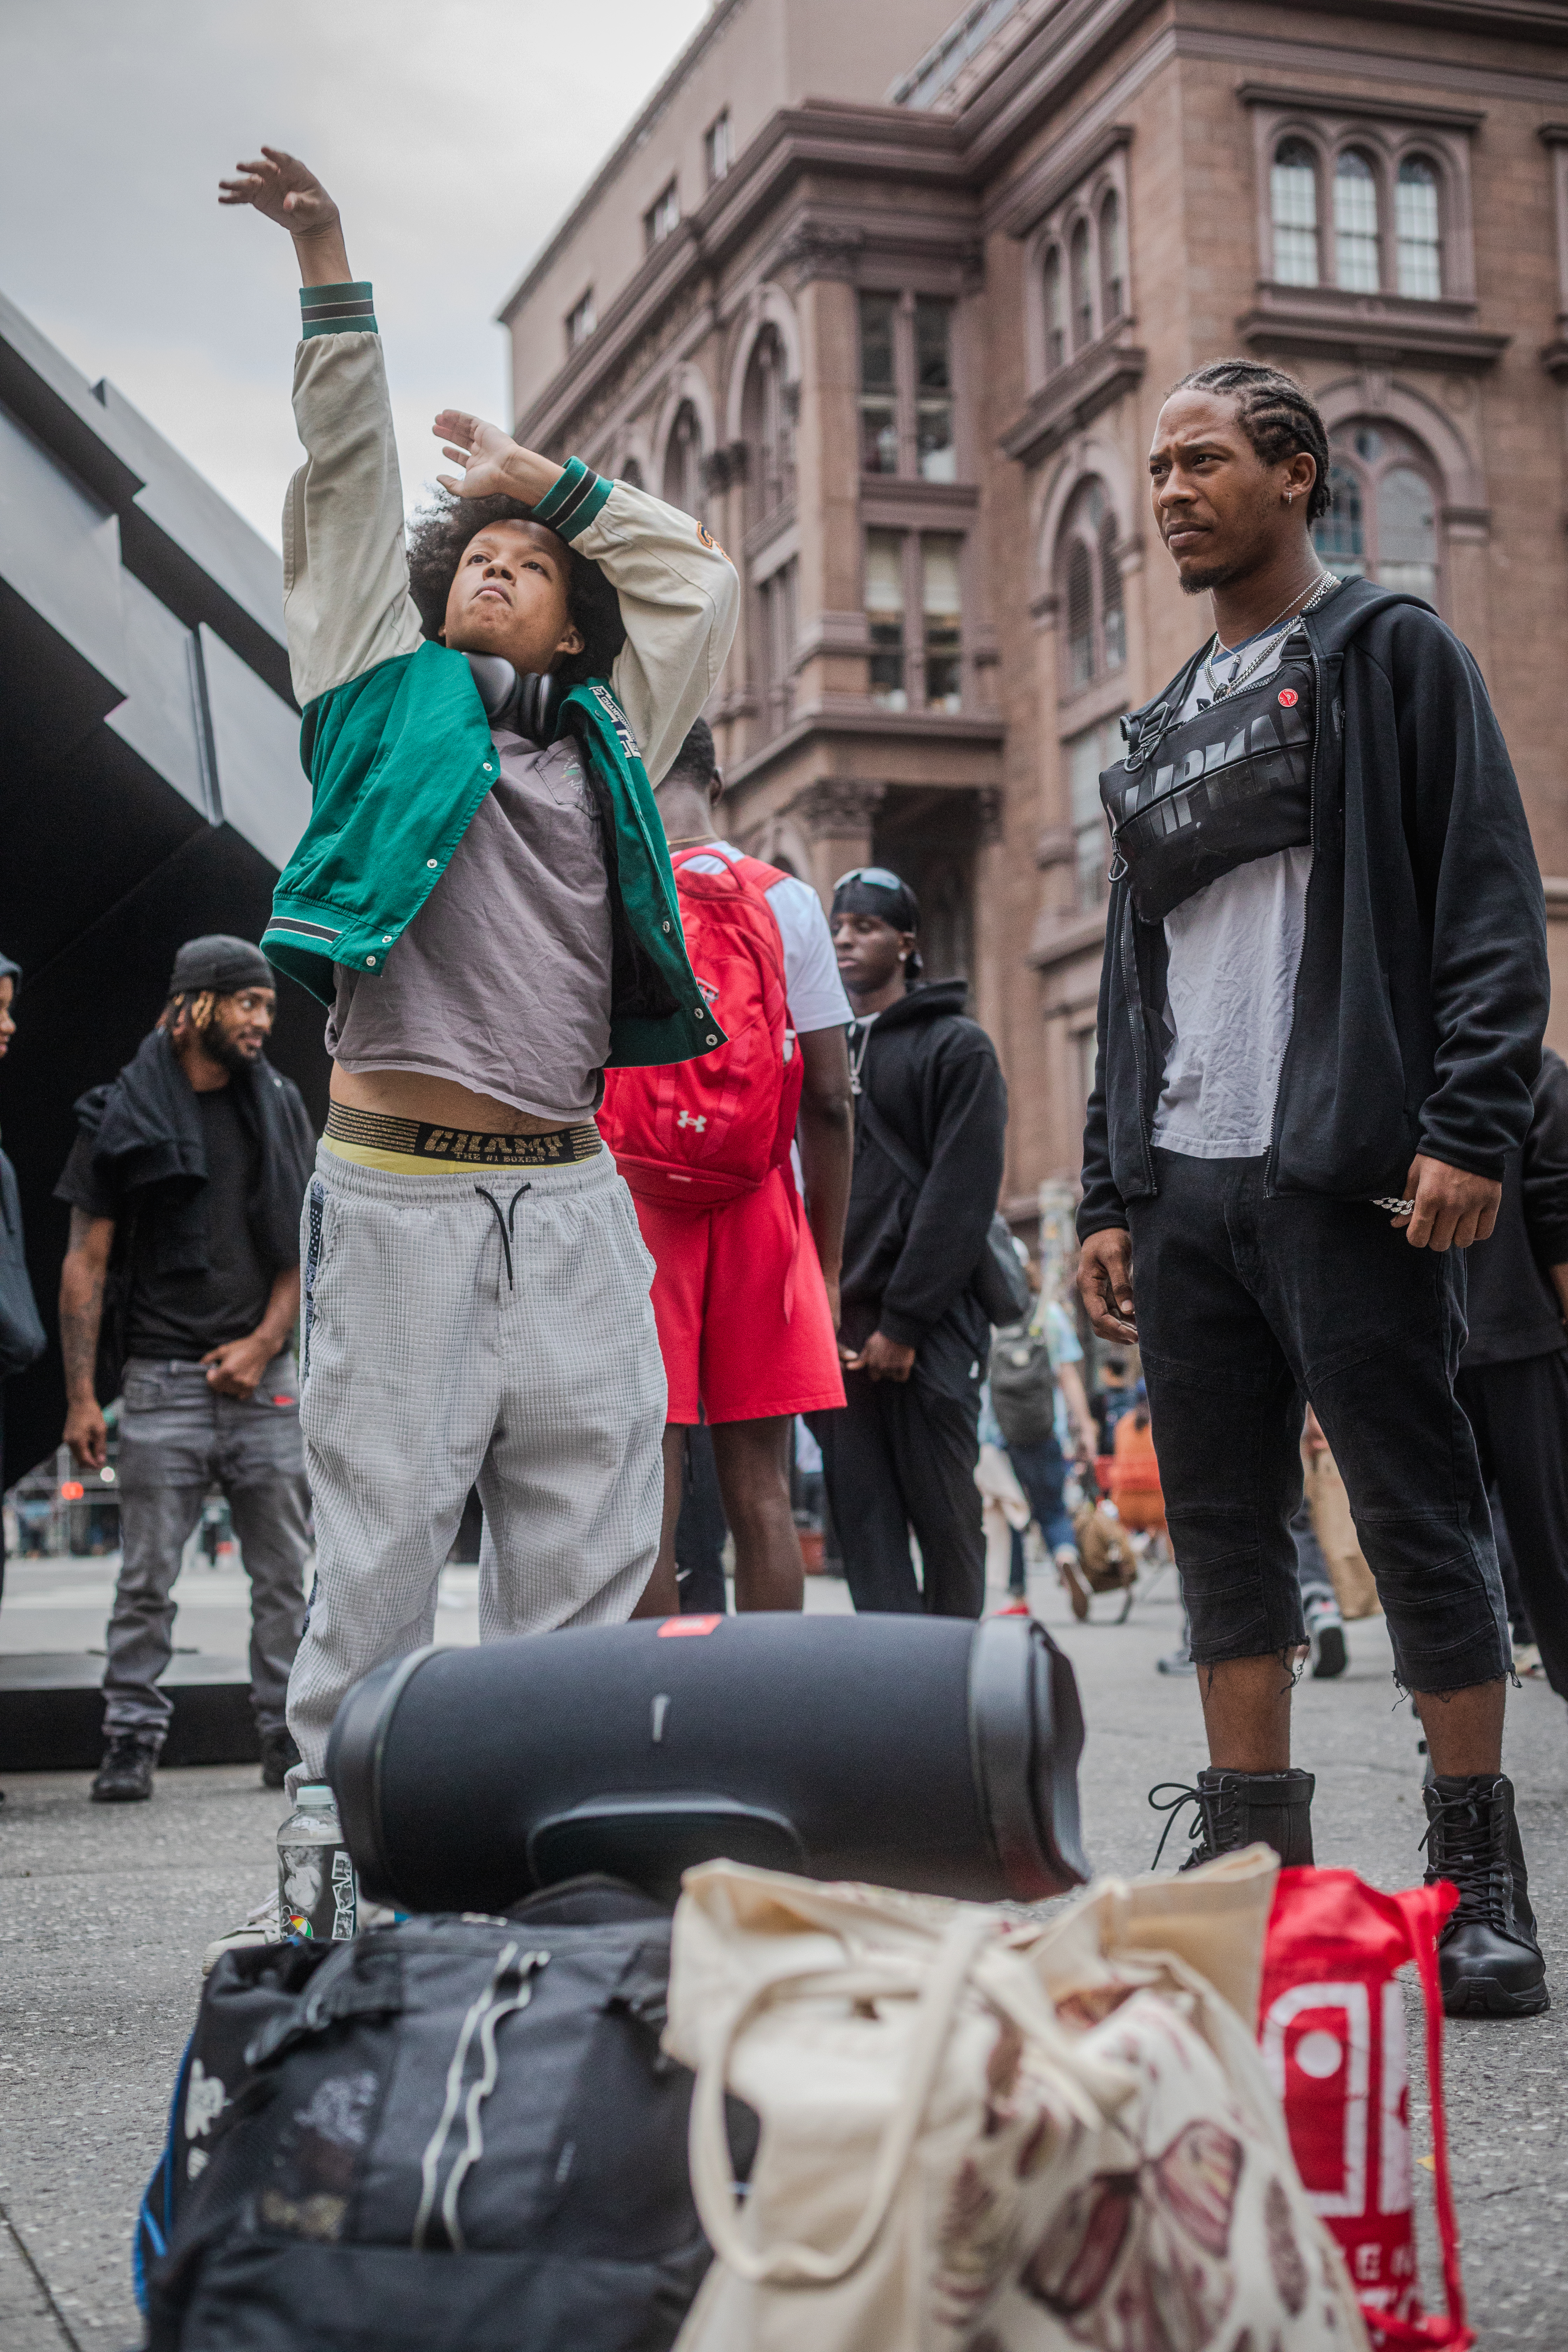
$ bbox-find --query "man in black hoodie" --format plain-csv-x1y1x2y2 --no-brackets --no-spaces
807,872,1006,1616
1077,360,1550,2018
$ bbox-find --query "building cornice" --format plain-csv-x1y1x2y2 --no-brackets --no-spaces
990,121,1134,240
1238,284,1509,371
512,101,970,447
725,706,1006,796
1234,80,1485,131
999,336,1147,468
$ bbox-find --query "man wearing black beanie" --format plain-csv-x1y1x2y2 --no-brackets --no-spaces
56,936,316,1802
808,870,1007,1616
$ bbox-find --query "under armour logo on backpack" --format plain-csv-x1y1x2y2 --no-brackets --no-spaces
677,1112,708,1132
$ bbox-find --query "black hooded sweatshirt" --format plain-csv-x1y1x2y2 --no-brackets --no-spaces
841,979,1007,1391
1078,578,1549,1238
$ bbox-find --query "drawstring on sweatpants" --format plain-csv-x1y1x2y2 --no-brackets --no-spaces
474,1183,532,1291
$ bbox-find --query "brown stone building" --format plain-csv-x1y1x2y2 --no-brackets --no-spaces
499,0,1568,1228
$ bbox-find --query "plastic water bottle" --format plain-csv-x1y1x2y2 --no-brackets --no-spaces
277,1783,357,1942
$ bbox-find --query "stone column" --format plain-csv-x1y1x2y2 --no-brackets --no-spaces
789,779,887,909
788,230,869,711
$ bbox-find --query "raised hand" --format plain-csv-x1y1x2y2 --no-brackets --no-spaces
219,147,350,283
434,410,560,507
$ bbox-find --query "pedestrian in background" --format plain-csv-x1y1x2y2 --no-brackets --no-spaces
1455,1044,1568,1705
810,870,1006,1618
601,718,852,1614
989,1265,1097,1614
56,938,314,1803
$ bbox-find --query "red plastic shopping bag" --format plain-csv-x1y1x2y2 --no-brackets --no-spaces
1260,1868,1471,2350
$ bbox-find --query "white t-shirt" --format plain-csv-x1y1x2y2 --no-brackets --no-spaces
674,841,852,1034
1150,626,1312,1160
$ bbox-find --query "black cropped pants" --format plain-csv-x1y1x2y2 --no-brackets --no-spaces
1127,1150,1509,1693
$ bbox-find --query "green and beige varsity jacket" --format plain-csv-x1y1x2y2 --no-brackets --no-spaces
262,280,739,1069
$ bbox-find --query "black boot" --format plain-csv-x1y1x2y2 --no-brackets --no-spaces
259,1726,301,1791
91,1734,159,1804
1423,1774,1549,2019
1151,1766,1316,1871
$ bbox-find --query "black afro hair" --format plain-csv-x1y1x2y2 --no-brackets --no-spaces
404,490,625,689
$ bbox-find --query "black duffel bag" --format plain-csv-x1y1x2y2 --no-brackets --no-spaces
138,1878,754,2352
328,1612,1088,1916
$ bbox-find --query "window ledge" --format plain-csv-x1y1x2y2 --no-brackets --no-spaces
1239,284,1508,371
1000,335,1147,469
859,477,980,525
725,706,1005,792
744,499,798,563
1028,902,1108,971
1055,672,1130,732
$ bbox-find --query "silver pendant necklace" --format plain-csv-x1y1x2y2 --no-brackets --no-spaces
847,1021,874,1097
1201,571,1338,704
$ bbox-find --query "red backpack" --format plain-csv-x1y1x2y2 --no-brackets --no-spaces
600,849,804,1207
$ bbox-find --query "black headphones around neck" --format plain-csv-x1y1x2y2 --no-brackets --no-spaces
465,654,566,746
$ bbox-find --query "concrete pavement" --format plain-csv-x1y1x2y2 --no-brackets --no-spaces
0,1554,1563,2348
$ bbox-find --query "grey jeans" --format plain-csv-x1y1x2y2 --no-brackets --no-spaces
105,1353,311,1742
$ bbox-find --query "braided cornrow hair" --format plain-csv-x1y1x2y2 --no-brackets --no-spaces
1169,359,1332,523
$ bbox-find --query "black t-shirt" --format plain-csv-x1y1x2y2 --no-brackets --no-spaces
58,1086,274,1360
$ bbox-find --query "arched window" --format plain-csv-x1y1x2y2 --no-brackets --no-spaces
1069,218,1094,351
620,457,644,491
1395,157,1442,299
1099,189,1124,323
663,401,705,523
1043,245,1066,373
1057,479,1125,694
1313,423,1440,607
1334,149,1380,292
742,326,794,528
1271,139,1320,285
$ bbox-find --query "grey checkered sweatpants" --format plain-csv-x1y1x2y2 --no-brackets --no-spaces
286,1144,667,1780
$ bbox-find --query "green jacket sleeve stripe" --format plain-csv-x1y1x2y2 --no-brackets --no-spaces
533,456,612,542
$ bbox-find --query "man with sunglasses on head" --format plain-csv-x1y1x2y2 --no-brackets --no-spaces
810,870,1007,1617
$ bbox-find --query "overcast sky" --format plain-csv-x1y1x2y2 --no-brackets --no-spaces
0,0,708,549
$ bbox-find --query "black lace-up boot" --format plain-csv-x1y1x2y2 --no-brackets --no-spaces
1150,1766,1316,1871
1423,1774,1549,2018
90,1733,160,1804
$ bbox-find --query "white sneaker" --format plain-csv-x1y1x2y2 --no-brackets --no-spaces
202,1890,280,1977
201,1888,401,1975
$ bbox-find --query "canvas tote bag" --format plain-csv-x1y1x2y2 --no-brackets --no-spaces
666,1854,1368,2352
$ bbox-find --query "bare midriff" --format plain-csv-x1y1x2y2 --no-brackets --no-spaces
329,1062,569,1137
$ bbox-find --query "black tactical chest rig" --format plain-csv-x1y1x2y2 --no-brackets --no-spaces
1098,641,1317,923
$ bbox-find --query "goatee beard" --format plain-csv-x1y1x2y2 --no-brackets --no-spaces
1178,557,1247,596
199,1021,257,1075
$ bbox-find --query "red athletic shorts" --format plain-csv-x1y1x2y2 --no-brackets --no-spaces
630,1167,846,1426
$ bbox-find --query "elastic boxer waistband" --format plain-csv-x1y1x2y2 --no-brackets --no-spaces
322,1102,602,1173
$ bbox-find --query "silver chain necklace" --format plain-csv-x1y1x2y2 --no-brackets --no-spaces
1200,571,1338,704
847,1020,874,1097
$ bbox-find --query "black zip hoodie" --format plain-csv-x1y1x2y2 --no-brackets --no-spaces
1078,578,1549,1237
842,979,1007,1384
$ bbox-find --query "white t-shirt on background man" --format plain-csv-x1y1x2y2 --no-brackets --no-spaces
675,841,852,1034
1150,626,1313,1161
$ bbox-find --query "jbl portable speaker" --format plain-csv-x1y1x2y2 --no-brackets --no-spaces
328,1612,1088,1912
